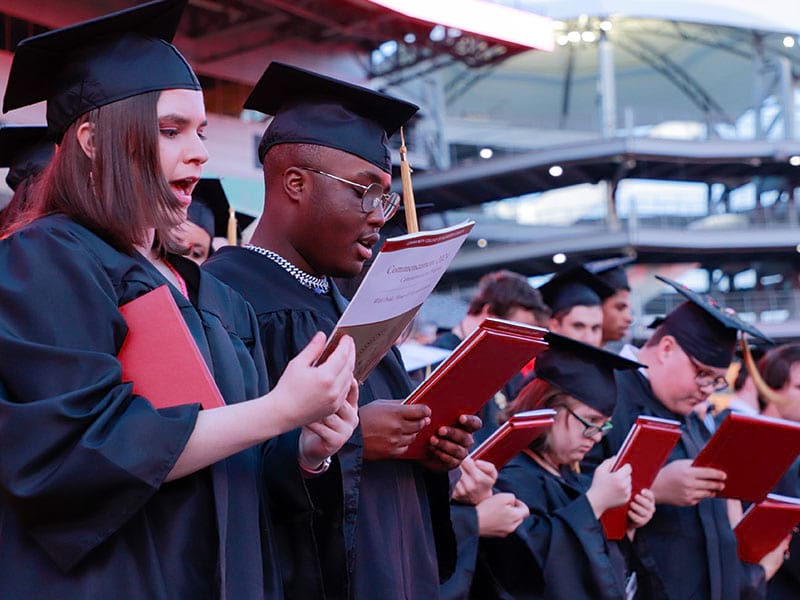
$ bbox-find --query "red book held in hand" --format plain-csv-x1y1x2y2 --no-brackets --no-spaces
601,415,682,540
401,318,548,459
735,494,800,563
118,285,225,410
470,409,556,469
692,412,800,502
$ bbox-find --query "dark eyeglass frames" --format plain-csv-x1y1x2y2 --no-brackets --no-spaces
561,406,613,439
684,351,729,393
299,167,400,220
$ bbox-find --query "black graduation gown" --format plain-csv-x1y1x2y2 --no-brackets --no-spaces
475,454,630,600
767,457,800,600
0,215,279,599
204,246,456,600
582,367,767,600
440,504,481,600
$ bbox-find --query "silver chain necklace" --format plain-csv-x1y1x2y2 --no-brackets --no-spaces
244,244,329,294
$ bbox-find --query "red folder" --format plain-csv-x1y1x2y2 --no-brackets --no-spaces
470,409,556,469
735,494,800,563
400,318,548,459
601,416,682,540
692,412,800,502
118,285,225,410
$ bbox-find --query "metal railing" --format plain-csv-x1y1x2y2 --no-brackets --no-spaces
633,288,800,340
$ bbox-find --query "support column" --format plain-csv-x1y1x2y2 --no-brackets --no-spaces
598,31,617,138
421,74,451,170
606,179,621,231
780,56,795,140
753,35,766,140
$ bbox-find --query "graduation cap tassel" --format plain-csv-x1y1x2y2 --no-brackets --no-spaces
399,127,419,234
227,208,237,246
740,335,789,407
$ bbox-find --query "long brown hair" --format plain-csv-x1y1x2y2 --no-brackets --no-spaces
1,91,183,254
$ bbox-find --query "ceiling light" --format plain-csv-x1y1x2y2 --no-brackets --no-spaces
784,36,796,48
479,147,494,159
548,165,563,177
429,24,446,42
553,253,567,264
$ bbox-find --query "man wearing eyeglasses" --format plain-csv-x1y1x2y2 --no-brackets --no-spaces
582,276,784,600
204,62,478,600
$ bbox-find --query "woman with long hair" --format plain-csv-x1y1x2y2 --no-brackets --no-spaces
476,333,659,600
0,1,358,598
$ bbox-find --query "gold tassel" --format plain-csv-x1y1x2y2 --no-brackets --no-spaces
740,335,789,407
227,208,237,246
399,127,419,234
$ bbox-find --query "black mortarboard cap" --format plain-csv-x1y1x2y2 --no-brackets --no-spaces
585,256,634,294
190,178,257,241
3,0,200,141
657,275,773,369
538,264,615,314
191,178,229,239
536,332,645,416
186,200,215,240
244,62,419,173
0,125,54,190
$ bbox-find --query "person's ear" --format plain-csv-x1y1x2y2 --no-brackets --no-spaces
282,166,307,203
548,316,561,333
76,121,95,160
657,334,677,365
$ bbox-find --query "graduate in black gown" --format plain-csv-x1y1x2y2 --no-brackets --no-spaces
0,124,54,228
204,61,480,600
476,333,657,600
754,344,800,599
768,457,800,600
582,276,788,600
538,264,614,348
585,256,635,347
0,2,358,598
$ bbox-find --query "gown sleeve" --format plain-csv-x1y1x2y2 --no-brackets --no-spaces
0,224,198,571
440,504,480,600
481,463,628,600
768,458,800,599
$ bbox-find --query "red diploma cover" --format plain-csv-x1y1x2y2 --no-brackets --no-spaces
400,318,548,459
692,412,800,502
735,494,800,563
601,416,682,540
117,285,225,410
469,409,556,469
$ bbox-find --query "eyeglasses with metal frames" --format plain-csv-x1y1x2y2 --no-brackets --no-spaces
563,406,613,439
684,351,729,392
299,167,400,219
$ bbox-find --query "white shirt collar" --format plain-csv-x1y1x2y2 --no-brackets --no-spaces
620,343,649,379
